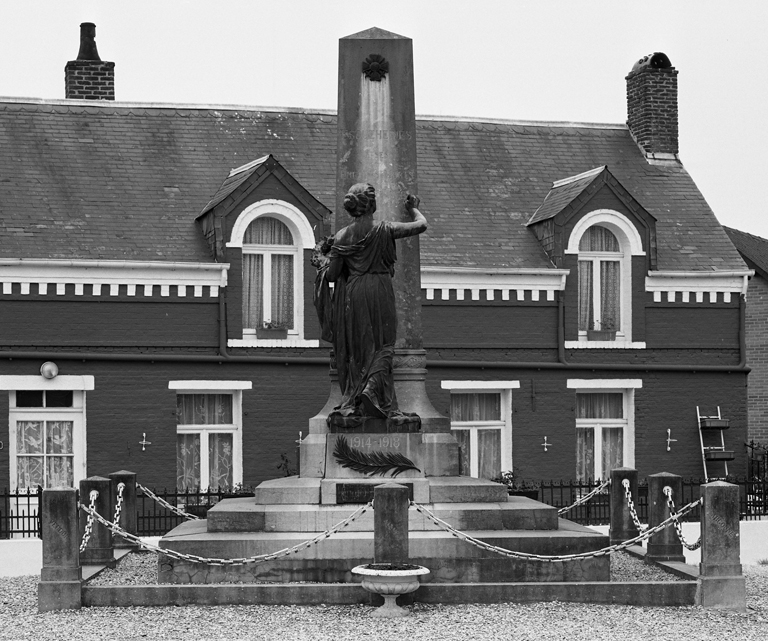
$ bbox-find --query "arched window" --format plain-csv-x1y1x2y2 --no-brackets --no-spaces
242,217,296,331
578,225,622,335
566,209,645,348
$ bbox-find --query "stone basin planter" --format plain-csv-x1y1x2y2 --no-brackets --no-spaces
351,563,430,617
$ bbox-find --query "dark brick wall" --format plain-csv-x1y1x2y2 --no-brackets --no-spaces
427,364,747,481
645,306,739,348
746,275,768,443
423,303,557,348
0,300,218,347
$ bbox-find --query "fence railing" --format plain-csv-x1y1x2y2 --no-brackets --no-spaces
747,440,767,480
4,476,767,539
0,486,43,538
137,487,255,537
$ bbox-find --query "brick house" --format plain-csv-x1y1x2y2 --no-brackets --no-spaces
724,226,768,445
0,29,751,492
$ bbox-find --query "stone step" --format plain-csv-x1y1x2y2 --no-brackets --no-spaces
159,519,609,584
207,496,558,533
252,475,510,505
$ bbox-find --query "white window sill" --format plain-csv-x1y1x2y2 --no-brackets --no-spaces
228,337,320,348
565,340,646,349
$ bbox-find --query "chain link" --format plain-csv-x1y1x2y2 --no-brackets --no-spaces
622,479,647,532
79,490,99,553
557,478,611,516
136,483,201,521
112,482,125,525
411,497,702,562
79,500,372,566
663,486,702,550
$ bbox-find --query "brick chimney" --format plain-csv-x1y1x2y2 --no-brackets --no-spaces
65,23,115,100
626,52,678,157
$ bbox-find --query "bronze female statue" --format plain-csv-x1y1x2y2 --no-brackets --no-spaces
314,183,427,422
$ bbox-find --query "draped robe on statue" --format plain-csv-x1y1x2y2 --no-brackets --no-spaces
316,221,400,419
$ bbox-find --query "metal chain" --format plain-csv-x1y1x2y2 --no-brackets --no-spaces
663,486,702,550
410,497,702,562
79,500,372,566
112,482,125,525
136,483,201,521
622,479,647,532
557,478,611,516
79,490,99,553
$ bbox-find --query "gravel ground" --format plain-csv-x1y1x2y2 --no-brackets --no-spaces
2,562,767,641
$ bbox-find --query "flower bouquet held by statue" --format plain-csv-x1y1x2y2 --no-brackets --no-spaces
313,183,428,431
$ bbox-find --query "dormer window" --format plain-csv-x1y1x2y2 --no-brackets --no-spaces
578,225,622,338
243,217,296,332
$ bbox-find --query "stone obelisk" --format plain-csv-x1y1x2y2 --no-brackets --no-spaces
303,27,455,479
336,28,451,436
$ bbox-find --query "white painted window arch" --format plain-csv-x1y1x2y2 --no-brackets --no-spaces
227,200,318,348
565,210,646,349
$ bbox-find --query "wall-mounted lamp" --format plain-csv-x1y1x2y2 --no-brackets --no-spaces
40,361,59,379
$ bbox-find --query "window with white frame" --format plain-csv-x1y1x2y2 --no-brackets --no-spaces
170,381,251,491
565,210,645,348
242,216,297,333
442,381,517,480
227,200,318,347
567,379,640,482
578,225,622,335
1,375,94,491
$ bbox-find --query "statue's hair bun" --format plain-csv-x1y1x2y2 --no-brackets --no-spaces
343,193,358,213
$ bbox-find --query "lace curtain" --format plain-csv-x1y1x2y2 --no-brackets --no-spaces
578,226,621,332
177,394,233,425
451,393,502,479
16,420,73,487
243,217,295,331
576,393,624,481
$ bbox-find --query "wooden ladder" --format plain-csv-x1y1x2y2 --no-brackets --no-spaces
697,406,734,480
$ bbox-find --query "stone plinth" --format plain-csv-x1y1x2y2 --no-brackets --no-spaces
374,483,410,563
79,476,115,567
699,481,746,610
38,488,82,612
609,468,640,545
109,470,138,549
646,472,685,563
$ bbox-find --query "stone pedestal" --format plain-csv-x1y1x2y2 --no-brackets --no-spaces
609,467,640,545
38,488,82,612
79,476,115,567
109,470,138,549
699,481,746,610
646,472,685,563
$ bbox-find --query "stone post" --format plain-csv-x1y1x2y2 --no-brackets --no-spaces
38,488,82,612
699,481,746,610
79,476,115,566
374,483,410,563
109,470,138,549
609,467,639,545
646,472,685,563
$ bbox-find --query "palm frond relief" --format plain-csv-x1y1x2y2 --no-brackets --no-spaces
332,435,420,477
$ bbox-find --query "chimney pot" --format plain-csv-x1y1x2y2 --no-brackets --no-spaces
76,22,101,61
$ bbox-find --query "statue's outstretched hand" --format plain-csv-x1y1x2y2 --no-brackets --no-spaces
405,193,421,213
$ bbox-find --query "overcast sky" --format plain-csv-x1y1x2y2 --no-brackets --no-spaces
1,1,766,237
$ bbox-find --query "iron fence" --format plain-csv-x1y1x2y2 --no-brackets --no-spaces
4,476,766,539
0,486,43,538
137,487,255,536
747,440,767,480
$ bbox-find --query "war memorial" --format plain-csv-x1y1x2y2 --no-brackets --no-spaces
37,28,746,615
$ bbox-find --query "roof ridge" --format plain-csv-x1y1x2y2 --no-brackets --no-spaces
0,96,627,130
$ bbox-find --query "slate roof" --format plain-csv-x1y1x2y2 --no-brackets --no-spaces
724,227,768,279
0,98,746,272
527,167,607,225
